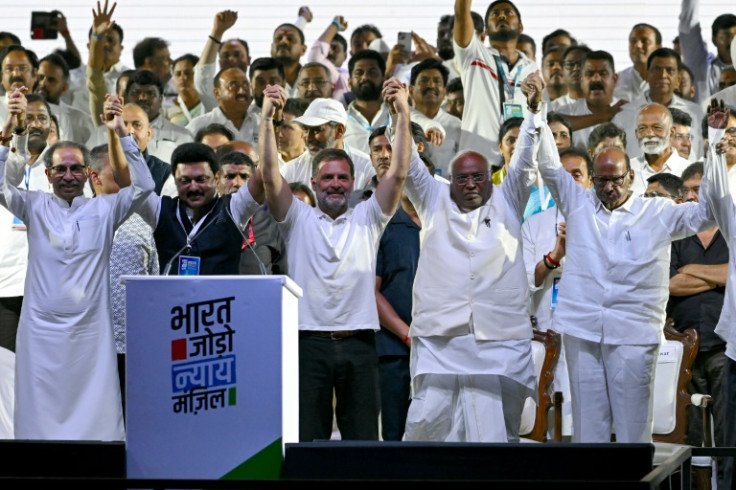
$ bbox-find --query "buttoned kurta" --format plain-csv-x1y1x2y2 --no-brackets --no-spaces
0,136,154,440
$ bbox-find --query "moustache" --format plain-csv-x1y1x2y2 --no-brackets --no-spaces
588,82,605,91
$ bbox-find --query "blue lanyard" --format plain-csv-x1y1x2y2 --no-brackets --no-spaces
24,165,30,190
494,56,523,102
348,109,389,132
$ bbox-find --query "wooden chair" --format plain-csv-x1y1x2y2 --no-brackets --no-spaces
652,322,699,444
651,322,713,488
519,325,562,442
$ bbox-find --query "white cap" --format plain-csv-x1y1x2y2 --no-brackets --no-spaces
731,36,736,69
293,98,348,127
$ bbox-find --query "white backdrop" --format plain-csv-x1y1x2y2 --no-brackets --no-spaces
0,0,731,74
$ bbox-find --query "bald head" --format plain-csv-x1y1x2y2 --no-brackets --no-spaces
222,140,259,165
593,147,634,210
449,151,493,212
636,103,673,156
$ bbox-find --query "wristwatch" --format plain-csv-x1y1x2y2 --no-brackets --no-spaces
272,118,286,127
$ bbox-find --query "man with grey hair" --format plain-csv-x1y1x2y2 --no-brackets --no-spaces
629,103,691,196
0,93,155,440
281,97,375,189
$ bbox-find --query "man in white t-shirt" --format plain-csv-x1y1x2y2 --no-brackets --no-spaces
260,78,412,442
452,0,538,163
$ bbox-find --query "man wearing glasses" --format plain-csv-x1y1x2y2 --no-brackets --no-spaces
0,92,154,439
295,63,334,104
530,71,714,444
136,132,265,276
401,73,540,443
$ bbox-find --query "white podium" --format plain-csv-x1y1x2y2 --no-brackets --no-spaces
123,275,301,480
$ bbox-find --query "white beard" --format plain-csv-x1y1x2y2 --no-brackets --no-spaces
639,136,669,156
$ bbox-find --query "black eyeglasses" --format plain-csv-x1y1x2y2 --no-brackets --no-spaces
453,172,489,185
592,174,628,186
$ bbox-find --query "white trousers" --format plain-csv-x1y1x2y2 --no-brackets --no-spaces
564,335,658,443
403,373,526,442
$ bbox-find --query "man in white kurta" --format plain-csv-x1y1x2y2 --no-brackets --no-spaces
521,147,594,439
0,109,154,440
402,80,540,443
534,72,714,442
700,101,736,490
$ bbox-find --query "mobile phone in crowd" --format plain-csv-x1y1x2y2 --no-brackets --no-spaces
30,11,59,40
398,31,412,56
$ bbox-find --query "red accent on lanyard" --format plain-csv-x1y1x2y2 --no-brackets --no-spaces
241,217,256,250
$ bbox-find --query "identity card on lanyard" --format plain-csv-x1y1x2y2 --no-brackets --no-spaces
495,56,523,120
175,204,216,276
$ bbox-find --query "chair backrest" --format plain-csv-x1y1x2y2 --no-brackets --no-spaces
651,322,699,444
520,327,561,442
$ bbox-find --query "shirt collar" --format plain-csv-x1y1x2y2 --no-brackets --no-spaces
594,189,635,214
315,205,354,223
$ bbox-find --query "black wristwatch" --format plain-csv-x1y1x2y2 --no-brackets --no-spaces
13,126,27,135
272,117,286,127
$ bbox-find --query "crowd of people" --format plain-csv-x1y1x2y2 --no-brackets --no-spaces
1,0,736,487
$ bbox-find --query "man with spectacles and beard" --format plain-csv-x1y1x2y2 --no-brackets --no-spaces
531,71,714,444
259,78,412,442
400,74,540,443
281,97,375,190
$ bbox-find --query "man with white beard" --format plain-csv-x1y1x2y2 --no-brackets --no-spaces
629,103,691,196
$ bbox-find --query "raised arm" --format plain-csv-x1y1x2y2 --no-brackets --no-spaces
702,98,734,237
87,1,117,127
502,72,544,218
0,116,29,219
101,94,132,187
54,11,82,67
3,88,31,187
260,84,293,222
454,0,475,49
678,0,709,103
375,78,411,216
307,15,347,83
199,10,237,68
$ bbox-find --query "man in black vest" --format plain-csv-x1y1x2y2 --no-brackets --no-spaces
137,140,265,275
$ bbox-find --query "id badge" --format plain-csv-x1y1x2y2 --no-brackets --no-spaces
11,215,26,230
550,277,560,311
503,102,524,120
178,255,201,276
